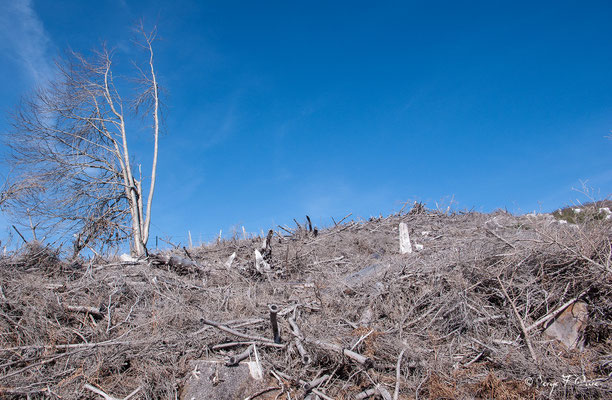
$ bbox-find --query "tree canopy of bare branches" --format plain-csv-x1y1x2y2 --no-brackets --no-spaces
2,25,162,257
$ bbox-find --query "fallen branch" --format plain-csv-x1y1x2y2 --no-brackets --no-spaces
537,229,611,273
288,315,303,339
65,305,104,319
0,349,85,381
226,344,254,366
485,228,517,250
200,318,277,344
335,213,352,226
309,339,373,368
212,341,285,350
310,388,334,400
378,385,393,400
496,276,538,363
0,387,48,396
299,377,334,400
394,348,407,400
243,386,281,400
277,226,294,236
152,254,205,273
355,388,377,399
525,290,588,332
84,384,119,400
308,256,345,267
288,314,311,364
84,384,141,400
1,338,156,352
303,374,329,392
464,350,485,367
295,339,311,364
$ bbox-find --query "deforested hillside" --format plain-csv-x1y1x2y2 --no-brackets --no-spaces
0,204,610,399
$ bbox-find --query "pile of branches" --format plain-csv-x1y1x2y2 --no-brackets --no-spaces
0,205,610,399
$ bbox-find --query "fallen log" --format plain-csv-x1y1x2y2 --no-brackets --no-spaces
309,339,373,368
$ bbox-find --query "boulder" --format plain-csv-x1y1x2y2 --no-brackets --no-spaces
543,302,588,350
119,253,137,263
180,359,267,400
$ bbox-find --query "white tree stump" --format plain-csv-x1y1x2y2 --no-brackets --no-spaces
399,222,412,254
225,252,237,269
254,249,271,272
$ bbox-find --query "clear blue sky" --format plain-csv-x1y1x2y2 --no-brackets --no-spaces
1,0,611,246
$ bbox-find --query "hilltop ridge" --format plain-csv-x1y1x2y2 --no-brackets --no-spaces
0,205,610,399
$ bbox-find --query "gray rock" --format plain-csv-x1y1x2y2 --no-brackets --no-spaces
543,302,588,350
344,263,390,288
180,359,266,400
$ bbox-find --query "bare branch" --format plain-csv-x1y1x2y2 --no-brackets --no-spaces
2,27,165,256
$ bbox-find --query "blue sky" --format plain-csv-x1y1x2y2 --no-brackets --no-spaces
1,0,611,246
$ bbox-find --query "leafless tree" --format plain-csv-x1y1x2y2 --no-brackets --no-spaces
2,24,162,257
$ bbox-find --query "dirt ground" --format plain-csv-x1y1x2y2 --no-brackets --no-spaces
0,204,610,399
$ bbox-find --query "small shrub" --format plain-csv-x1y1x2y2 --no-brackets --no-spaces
552,200,612,224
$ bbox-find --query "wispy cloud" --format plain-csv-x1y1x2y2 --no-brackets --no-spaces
0,0,53,84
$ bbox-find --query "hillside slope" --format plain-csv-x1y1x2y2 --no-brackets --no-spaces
0,206,610,399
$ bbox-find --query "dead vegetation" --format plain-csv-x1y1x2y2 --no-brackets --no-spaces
0,205,611,399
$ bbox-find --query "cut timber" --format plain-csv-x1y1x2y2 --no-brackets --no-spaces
399,222,412,254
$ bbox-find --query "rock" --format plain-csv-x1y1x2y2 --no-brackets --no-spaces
119,253,137,263
154,254,203,274
180,359,267,400
359,306,374,326
543,302,588,350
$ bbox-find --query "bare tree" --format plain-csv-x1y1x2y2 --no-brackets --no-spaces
2,25,162,257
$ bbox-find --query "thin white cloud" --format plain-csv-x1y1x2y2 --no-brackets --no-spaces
0,0,53,84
